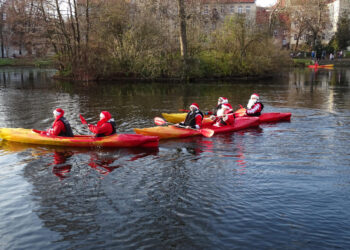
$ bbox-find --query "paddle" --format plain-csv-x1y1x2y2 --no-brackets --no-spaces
234,105,247,117
80,114,87,125
80,114,92,134
154,117,214,138
179,109,213,115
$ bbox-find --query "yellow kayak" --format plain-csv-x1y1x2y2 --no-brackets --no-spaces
161,113,187,123
161,113,212,124
0,128,159,148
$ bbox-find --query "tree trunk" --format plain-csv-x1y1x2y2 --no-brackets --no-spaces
0,10,4,58
85,0,90,47
177,0,188,78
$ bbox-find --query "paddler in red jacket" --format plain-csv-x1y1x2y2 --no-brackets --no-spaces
177,103,203,129
211,97,233,118
246,93,264,116
41,108,74,137
88,111,117,137
213,103,235,127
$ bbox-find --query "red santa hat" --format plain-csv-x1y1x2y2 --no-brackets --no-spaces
218,97,229,104
190,103,199,110
250,93,259,100
222,103,233,112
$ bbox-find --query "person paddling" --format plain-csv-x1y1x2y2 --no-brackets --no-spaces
246,93,264,116
177,103,203,129
213,97,231,116
87,111,116,137
213,103,235,127
41,108,74,137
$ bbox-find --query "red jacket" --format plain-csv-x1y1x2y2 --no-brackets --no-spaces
49,120,66,136
214,110,235,126
88,122,114,136
88,111,117,137
246,102,263,116
42,115,71,137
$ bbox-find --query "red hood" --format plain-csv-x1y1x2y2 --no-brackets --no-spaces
97,111,112,126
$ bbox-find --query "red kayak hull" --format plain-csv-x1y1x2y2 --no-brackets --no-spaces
134,117,260,139
259,113,291,122
202,117,260,133
0,128,159,148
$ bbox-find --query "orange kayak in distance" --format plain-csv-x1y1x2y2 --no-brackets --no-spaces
308,64,334,69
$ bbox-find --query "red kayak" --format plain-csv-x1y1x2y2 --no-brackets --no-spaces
258,113,291,122
234,108,291,123
0,128,159,148
202,117,260,133
134,116,259,139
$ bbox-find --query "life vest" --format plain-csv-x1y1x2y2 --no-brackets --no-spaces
183,110,203,128
96,120,117,137
58,117,74,137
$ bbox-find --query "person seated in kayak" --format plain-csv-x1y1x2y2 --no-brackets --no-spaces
246,93,264,116
213,103,235,127
41,108,74,137
210,97,233,120
213,97,228,116
177,103,203,129
88,111,116,137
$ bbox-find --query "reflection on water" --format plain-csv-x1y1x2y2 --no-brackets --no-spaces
0,67,350,249
51,151,74,179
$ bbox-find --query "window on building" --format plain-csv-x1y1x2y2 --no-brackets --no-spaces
246,6,250,14
230,5,235,13
294,34,297,40
204,5,208,15
273,30,278,37
322,33,326,40
238,6,243,14
221,5,225,14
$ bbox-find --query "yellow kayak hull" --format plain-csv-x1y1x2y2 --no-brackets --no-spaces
0,128,159,148
134,125,202,139
161,113,212,124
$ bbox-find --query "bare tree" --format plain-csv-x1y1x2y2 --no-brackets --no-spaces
177,0,188,77
288,6,309,51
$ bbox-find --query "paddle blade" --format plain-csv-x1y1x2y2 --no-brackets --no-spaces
239,104,244,109
179,109,189,112
200,128,214,138
234,108,246,117
80,114,87,125
32,129,42,134
154,117,167,126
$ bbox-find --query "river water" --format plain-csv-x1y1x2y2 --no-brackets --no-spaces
0,67,350,249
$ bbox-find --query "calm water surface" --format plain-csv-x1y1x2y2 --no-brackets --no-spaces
0,67,350,249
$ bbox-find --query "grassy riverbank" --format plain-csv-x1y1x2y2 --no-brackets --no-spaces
0,58,55,67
